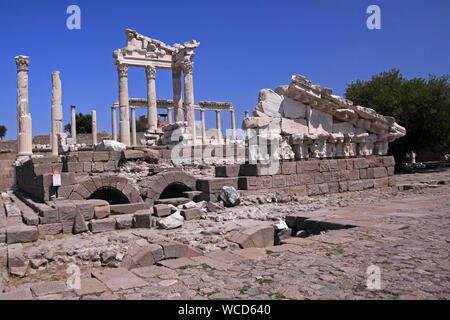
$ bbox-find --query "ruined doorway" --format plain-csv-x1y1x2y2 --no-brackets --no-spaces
159,182,192,199
89,186,130,205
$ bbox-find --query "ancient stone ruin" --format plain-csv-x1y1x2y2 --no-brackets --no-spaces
1,29,406,287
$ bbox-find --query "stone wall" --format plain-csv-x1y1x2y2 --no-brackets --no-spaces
198,155,396,201
0,152,17,191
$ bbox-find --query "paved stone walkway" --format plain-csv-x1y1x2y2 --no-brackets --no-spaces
0,170,449,300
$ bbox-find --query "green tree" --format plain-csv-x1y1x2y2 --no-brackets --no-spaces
0,125,6,140
345,69,450,168
64,110,92,134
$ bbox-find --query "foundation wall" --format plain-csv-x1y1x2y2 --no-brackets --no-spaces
198,155,396,200
0,152,17,191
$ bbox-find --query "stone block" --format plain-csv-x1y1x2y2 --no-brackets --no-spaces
289,185,307,197
94,205,110,219
359,169,367,179
367,156,384,168
78,151,93,162
271,175,286,188
362,179,374,189
228,226,274,249
92,268,147,292
74,278,107,296
75,201,94,221
354,158,369,169
55,203,76,222
367,167,387,179
307,184,320,196
93,151,109,162
22,210,39,226
160,242,202,259
383,156,395,167
281,161,297,175
388,176,396,186
38,207,59,224
339,181,348,192
337,159,347,171
153,204,172,217
232,247,267,260
104,161,116,171
6,225,38,243
300,161,320,172
328,182,339,193
308,108,333,134
123,150,145,160
180,208,202,220
239,162,281,176
374,177,389,188
345,159,354,170
196,177,238,194
110,203,151,215
348,180,364,192
318,183,329,194
89,218,116,233
115,214,134,229
238,176,272,190
91,162,104,173
73,212,88,234
38,223,62,235
313,172,325,184
298,173,314,185
285,174,298,186
387,166,395,176
83,162,92,172
215,165,240,177
62,221,74,234
132,210,152,228
348,170,360,180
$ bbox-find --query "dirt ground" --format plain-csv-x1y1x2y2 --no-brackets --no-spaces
0,168,449,300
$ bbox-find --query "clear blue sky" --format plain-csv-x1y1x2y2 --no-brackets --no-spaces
0,0,449,140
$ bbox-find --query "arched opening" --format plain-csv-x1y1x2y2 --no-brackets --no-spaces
159,182,192,199
89,187,130,205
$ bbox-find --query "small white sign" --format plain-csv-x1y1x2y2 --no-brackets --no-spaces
53,170,61,187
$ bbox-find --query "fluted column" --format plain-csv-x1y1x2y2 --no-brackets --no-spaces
70,105,77,143
145,65,157,132
167,108,173,124
131,107,137,146
51,71,63,156
92,110,97,145
182,61,196,145
230,109,236,141
117,63,130,146
245,110,250,140
172,67,183,122
111,106,117,141
200,110,206,145
15,56,32,156
216,110,223,143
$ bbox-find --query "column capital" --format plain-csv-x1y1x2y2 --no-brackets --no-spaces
117,63,129,78
15,55,29,72
145,65,156,80
182,61,194,75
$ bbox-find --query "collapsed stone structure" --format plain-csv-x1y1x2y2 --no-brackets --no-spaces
2,29,407,248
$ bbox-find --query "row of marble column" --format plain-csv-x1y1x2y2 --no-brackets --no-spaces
111,105,237,146
117,61,196,146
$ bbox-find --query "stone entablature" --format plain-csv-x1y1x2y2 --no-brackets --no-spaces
243,75,406,160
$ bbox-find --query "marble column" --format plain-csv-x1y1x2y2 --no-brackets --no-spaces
167,108,173,124
200,110,206,145
91,110,97,145
117,64,130,146
51,71,63,156
70,105,77,143
145,65,157,132
244,111,250,140
216,110,223,143
182,61,196,145
131,107,137,146
15,56,32,156
230,109,236,141
111,107,117,141
172,67,183,122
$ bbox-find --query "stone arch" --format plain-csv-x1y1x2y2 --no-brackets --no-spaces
68,174,143,203
138,171,197,204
